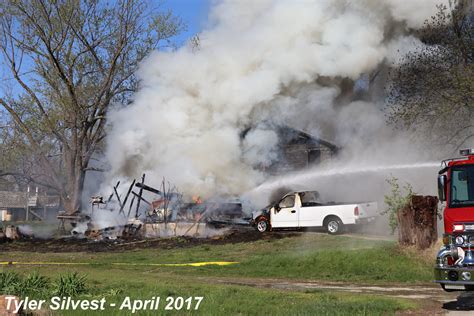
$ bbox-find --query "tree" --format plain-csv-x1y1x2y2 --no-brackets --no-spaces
0,0,185,213
387,0,473,152
383,176,439,249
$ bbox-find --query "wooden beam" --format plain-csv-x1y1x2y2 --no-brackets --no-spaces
134,174,146,218
119,179,136,214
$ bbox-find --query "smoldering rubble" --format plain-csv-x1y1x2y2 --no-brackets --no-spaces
52,174,249,242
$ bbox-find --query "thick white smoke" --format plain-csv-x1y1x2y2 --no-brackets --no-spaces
105,0,447,200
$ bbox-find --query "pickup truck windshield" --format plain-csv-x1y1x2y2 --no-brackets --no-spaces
450,165,474,208
279,195,295,208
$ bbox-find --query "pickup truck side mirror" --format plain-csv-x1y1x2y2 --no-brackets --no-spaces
438,174,447,202
274,204,281,212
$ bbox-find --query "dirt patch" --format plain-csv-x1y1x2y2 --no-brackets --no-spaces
204,276,452,301
0,228,299,253
200,276,458,315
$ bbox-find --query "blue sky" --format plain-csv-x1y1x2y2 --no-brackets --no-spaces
161,0,211,46
0,0,212,100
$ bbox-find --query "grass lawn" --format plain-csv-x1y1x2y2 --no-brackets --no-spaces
0,233,431,315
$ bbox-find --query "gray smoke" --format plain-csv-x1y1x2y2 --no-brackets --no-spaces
105,0,447,200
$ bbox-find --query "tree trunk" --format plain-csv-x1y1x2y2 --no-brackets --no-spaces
397,195,438,249
62,150,88,215
62,171,86,215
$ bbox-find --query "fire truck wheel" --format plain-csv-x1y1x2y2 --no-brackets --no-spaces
256,218,270,233
325,216,343,235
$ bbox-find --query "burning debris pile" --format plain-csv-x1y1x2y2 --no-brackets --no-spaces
57,174,248,242
0,225,20,242
81,220,143,242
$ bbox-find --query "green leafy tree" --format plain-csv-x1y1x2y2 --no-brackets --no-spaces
387,0,473,152
0,0,184,213
382,176,414,234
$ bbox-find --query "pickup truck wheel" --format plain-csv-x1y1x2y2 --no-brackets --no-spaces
325,217,343,235
256,218,270,233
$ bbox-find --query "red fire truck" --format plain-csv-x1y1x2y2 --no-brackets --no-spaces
435,148,474,291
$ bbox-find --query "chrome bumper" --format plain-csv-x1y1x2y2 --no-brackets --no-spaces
355,216,376,224
434,266,474,285
434,245,474,289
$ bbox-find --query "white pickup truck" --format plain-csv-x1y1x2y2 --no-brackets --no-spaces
252,191,377,234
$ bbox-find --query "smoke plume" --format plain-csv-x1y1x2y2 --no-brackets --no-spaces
105,0,447,200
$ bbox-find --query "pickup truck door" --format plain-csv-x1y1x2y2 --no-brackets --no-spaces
271,194,298,228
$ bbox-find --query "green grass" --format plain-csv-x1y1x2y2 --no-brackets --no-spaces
0,269,416,315
57,284,415,316
0,271,86,299
1,234,433,283
0,233,429,314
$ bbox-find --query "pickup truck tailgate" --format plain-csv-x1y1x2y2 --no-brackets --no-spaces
357,202,378,218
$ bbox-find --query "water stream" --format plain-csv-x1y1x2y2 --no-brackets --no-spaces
243,161,440,208
253,162,440,193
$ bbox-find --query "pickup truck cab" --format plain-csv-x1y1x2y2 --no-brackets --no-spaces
252,191,378,234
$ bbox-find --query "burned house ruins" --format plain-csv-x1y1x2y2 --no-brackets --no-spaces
242,124,339,174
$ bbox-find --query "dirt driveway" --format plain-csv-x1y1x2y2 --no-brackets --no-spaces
202,276,474,315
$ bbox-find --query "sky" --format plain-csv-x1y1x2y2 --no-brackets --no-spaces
0,0,211,120
161,0,211,46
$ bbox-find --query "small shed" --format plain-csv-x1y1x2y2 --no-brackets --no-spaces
0,190,60,221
